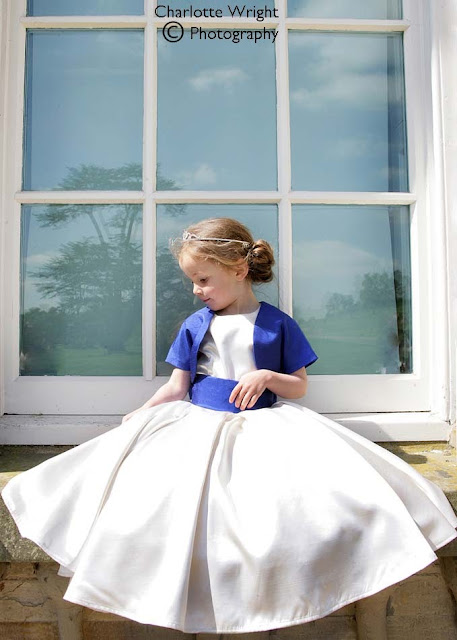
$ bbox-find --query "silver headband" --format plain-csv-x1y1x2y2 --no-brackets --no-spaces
181,230,250,249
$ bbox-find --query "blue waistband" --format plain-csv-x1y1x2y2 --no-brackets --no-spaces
190,374,276,413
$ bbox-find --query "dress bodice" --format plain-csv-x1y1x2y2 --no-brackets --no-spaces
166,301,318,412
196,307,260,380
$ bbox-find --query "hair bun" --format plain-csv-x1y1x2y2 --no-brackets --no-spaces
247,239,275,283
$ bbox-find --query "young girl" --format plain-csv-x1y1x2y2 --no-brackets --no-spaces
2,217,457,634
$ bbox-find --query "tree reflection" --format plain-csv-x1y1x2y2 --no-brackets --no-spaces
296,270,411,374
20,162,183,376
156,246,202,375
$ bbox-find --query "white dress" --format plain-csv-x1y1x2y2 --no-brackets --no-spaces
2,311,457,634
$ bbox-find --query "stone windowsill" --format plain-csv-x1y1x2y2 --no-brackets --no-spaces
0,442,456,563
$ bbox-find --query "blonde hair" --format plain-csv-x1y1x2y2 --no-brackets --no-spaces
171,218,275,284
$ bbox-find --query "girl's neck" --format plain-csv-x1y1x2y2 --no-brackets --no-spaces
215,291,260,316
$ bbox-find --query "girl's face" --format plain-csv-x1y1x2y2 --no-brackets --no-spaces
179,253,250,314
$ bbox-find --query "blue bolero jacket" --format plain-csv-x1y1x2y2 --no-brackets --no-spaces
166,301,318,413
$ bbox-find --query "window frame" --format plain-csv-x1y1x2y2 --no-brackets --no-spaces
0,0,453,442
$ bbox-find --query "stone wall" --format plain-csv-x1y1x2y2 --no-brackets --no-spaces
0,558,456,640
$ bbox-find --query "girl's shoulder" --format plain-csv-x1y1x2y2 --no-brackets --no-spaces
180,306,214,330
256,302,319,370
256,301,299,326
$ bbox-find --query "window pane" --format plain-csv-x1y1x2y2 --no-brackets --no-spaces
156,0,275,18
28,0,144,15
288,0,402,19
292,205,411,374
20,204,142,376
156,205,279,375
289,32,408,191
23,30,144,191
157,32,277,191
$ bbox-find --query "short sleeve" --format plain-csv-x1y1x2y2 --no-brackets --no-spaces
165,320,193,371
282,315,318,373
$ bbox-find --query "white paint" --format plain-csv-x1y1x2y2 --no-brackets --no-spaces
143,9,155,381
0,411,451,445
0,0,7,417
434,1,457,442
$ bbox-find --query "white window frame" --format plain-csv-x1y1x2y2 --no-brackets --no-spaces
0,0,453,442
434,0,457,446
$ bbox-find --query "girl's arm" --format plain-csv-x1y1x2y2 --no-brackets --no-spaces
122,368,191,423
229,367,308,411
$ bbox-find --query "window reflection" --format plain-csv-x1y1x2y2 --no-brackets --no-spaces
20,204,143,375
23,30,144,191
288,0,402,19
292,205,411,374
27,0,144,15
289,32,408,192
157,32,277,191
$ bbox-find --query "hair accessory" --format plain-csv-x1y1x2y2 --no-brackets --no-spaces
182,230,250,249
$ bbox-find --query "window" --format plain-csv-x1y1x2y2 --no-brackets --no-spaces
0,0,447,439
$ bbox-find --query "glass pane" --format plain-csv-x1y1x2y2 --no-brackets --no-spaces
156,0,275,18
292,205,411,375
288,0,402,19
28,0,144,15
157,31,277,191
20,204,142,376
289,32,408,191
23,30,144,191
156,204,279,375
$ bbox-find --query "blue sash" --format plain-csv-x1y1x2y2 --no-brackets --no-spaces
190,374,276,413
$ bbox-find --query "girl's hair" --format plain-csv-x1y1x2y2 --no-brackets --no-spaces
171,217,275,284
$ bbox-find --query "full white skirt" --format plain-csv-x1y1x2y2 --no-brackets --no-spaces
3,400,457,633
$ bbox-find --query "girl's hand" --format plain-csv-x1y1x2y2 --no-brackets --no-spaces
229,370,270,411
122,408,144,424
122,368,191,424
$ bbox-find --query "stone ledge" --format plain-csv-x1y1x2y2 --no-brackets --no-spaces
0,442,456,563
